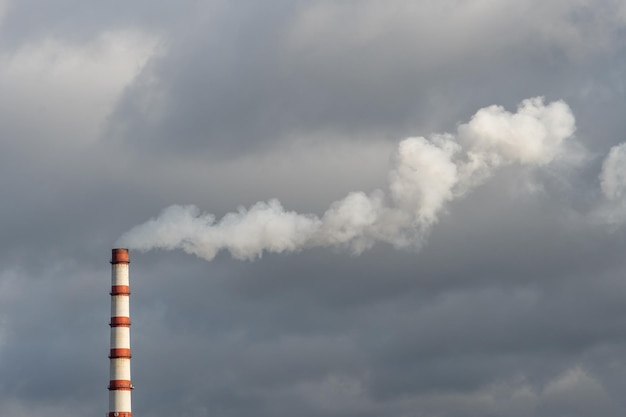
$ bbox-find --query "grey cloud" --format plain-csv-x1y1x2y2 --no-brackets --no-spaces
108,0,626,158
0,0,191,48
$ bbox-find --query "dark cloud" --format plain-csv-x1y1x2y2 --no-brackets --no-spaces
107,0,626,159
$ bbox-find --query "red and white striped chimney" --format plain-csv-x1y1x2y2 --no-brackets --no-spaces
109,248,133,417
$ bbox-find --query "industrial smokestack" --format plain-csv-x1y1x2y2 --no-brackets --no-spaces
108,248,133,417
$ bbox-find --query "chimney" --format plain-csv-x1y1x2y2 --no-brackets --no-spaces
108,248,133,417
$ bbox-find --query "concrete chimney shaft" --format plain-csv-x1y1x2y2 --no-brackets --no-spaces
109,248,132,417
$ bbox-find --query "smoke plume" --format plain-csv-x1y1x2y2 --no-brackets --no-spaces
117,97,576,261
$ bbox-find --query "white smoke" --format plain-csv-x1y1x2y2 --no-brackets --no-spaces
117,97,576,261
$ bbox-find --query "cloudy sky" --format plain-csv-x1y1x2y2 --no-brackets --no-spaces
2,1,626,416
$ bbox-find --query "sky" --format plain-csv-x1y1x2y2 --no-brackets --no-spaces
1,1,626,416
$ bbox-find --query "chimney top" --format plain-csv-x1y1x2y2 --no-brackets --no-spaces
111,248,130,264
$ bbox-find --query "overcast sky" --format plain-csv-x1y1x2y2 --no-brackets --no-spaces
1,1,626,416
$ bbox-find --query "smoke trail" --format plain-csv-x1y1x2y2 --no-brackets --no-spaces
117,97,576,261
